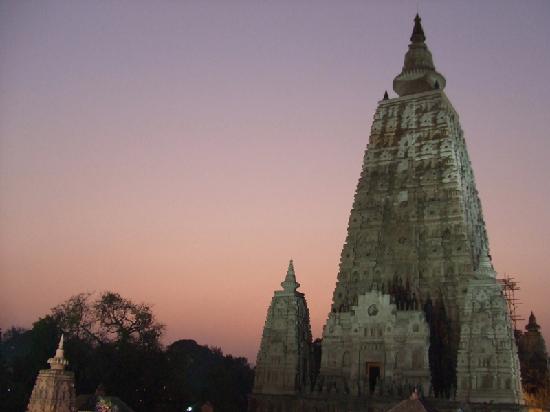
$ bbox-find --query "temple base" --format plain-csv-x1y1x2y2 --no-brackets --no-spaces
248,394,541,412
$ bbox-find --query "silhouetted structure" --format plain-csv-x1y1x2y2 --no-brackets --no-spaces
516,312,549,396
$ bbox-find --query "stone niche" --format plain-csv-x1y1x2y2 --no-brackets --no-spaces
317,291,430,397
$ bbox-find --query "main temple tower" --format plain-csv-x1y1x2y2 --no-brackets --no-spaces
250,14,523,410
320,14,522,402
330,13,476,342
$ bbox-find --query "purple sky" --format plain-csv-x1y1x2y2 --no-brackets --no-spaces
1,1,549,361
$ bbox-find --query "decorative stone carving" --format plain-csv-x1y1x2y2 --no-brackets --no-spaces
318,291,430,397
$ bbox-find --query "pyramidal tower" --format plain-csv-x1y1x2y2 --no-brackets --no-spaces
320,14,522,403
253,260,313,396
26,335,76,412
251,14,523,410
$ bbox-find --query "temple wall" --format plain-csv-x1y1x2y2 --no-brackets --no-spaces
318,291,430,396
331,91,488,319
26,369,76,412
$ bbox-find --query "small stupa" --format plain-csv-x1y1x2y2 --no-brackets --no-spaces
26,335,76,412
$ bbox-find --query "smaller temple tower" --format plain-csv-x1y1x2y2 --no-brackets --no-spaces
456,272,523,403
517,312,549,396
253,260,312,395
26,335,76,412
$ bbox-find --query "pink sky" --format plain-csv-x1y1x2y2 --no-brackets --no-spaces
1,1,549,362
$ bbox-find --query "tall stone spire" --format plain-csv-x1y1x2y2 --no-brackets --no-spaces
253,260,312,395
393,14,446,96
281,259,300,292
327,13,521,404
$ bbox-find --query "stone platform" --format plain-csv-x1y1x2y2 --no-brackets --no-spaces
249,394,545,412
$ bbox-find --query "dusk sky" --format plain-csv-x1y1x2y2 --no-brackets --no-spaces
1,1,549,362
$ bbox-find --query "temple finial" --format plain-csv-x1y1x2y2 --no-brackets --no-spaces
526,311,540,332
48,334,69,370
383,90,389,100
411,14,426,43
281,259,300,292
393,14,446,96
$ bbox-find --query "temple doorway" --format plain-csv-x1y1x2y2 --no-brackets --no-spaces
366,362,381,393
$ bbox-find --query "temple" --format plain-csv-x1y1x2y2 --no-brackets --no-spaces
253,260,313,396
251,14,524,411
516,312,549,399
26,335,76,412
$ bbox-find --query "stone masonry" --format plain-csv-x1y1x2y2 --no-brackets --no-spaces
456,276,523,402
318,291,430,397
254,260,313,395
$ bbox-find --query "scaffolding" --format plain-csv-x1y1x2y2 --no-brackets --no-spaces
497,274,524,331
